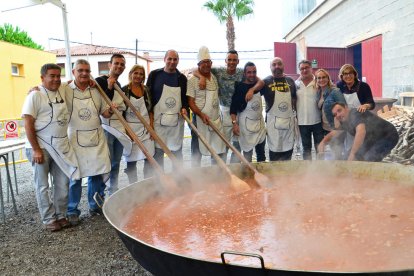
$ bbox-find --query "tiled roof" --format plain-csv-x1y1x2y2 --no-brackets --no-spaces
49,44,151,61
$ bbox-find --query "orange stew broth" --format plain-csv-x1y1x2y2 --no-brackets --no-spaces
122,175,414,272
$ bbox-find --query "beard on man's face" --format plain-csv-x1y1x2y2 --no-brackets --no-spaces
273,68,283,76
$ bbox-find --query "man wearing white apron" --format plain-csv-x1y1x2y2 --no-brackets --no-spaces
262,57,297,161
230,62,266,163
146,50,188,176
95,54,130,196
22,63,79,232
122,64,154,183
187,46,226,166
65,59,113,225
193,50,264,163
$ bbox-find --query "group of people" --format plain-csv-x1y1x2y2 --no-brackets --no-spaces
22,47,398,232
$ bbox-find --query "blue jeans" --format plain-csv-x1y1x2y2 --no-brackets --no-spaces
67,175,105,216
243,138,266,163
299,123,324,160
104,131,124,196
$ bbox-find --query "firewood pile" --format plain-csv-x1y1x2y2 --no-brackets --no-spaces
378,105,414,165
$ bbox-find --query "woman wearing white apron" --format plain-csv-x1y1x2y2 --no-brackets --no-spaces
337,64,375,158
122,65,154,184
65,60,112,223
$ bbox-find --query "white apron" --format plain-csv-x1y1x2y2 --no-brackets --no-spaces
123,96,155,162
101,90,133,156
196,88,226,156
36,87,80,180
343,92,361,153
220,105,233,142
153,84,184,151
238,93,266,152
68,89,110,178
344,92,361,109
267,85,295,152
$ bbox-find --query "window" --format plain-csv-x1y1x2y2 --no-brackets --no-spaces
98,61,109,75
11,64,19,75
57,63,66,77
11,63,24,76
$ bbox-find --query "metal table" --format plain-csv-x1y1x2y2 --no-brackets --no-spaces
0,140,25,223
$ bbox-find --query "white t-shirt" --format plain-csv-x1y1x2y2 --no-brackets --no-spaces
295,78,321,125
21,86,64,148
186,75,218,111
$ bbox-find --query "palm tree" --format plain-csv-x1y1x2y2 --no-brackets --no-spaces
203,0,254,51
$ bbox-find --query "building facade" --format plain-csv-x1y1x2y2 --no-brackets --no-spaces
0,41,56,119
51,44,152,85
280,0,414,99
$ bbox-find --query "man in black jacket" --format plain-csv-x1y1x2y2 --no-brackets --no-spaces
145,50,188,175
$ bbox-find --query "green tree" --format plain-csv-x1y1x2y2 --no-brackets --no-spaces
0,23,43,50
203,0,254,51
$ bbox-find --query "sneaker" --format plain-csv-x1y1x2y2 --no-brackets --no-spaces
45,221,62,232
89,208,103,216
67,214,80,226
56,218,71,228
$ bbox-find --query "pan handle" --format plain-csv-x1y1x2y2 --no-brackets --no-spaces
220,250,265,269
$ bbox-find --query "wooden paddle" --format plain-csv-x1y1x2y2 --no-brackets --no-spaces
206,118,271,188
182,113,250,193
92,78,177,190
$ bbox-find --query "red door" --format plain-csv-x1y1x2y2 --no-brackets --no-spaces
362,35,382,97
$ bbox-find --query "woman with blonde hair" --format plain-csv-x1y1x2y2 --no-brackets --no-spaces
121,65,154,183
316,69,346,132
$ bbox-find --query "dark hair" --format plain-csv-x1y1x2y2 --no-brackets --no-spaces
331,102,348,110
298,59,312,68
110,54,125,63
40,63,61,76
227,50,238,56
243,61,256,73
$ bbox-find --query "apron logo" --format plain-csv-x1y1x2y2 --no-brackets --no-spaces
57,113,68,126
78,108,92,121
165,97,176,108
251,101,260,111
278,102,288,112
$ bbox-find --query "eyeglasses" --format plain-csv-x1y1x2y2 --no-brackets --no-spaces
342,72,354,77
299,66,311,71
317,76,328,80
76,69,91,73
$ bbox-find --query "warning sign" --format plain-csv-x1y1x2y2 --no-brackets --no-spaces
5,120,19,139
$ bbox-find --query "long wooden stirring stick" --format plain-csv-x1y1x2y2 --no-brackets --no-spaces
92,78,176,190
182,113,250,193
206,119,270,188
